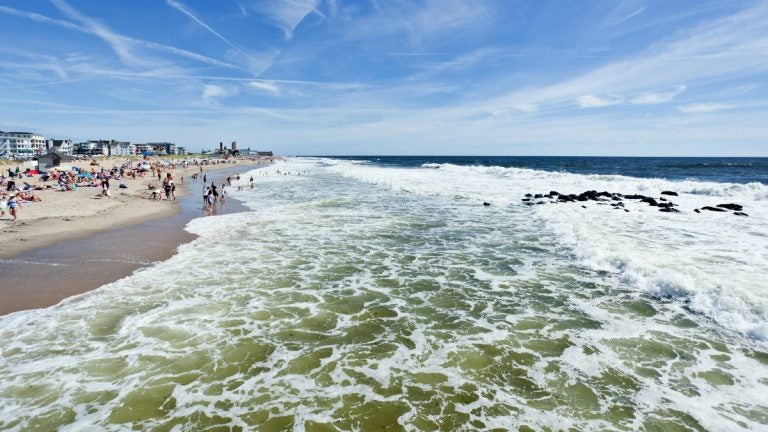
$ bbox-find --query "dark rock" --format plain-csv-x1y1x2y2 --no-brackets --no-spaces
578,190,600,201
624,209,630,212
598,191,612,198
641,197,659,206
581,205,587,209
702,206,727,212
534,194,544,199
661,191,678,196
548,191,560,196
659,208,680,213
734,212,749,217
659,197,667,201
525,193,532,198
717,203,743,211
624,194,647,200
694,209,701,213
483,202,491,206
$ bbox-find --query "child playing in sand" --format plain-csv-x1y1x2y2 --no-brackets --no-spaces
0,194,7,217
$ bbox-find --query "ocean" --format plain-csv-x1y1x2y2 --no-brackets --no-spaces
1,156,767,431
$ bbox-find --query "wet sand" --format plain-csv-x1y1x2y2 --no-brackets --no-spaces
0,166,257,316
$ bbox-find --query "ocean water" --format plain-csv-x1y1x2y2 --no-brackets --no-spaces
1,156,768,431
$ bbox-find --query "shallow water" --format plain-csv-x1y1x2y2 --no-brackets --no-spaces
1,157,767,431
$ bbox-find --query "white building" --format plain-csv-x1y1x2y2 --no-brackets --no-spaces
135,143,153,155
45,139,74,156
75,141,108,156
0,131,47,157
108,141,135,156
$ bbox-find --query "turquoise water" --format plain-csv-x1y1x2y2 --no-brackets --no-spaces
1,157,767,431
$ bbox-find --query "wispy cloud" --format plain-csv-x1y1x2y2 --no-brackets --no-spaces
0,5,81,32
248,81,280,94
50,0,143,66
0,3,235,72
202,83,239,100
678,102,733,113
630,85,686,105
166,0,239,51
479,2,768,116
245,0,321,39
166,0,278,76
343,0,492,45
578,95,622,108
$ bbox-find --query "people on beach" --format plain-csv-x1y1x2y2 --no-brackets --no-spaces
100,175,110,198
211,184,219,203
8,193,20,221
0,195,7,217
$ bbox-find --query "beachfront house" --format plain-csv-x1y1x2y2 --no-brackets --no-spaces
37,152,73,170
45,139,74,156
74,141,108,157
148,142,177,155
107,141,135,156
0,131,47,157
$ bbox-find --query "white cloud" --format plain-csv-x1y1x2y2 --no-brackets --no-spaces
678,102,733,113
578,95,622,108
247,0,321,39
481,3,768,115
50,0,144,67
248,81,280,94
166,0,238,50
202,84,239,100
631,85,686,104
2,3,236,72
167,0,276,76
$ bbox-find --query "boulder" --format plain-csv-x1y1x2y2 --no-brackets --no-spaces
717,203,743,211
661,191,679,196
641,197,659,206
659,208,679,213
734,212,749,217
483,202,491,206
548,191,560,196
702,206,727,212
694,209,701,213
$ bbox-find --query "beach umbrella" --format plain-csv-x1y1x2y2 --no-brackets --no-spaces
77,172,94,178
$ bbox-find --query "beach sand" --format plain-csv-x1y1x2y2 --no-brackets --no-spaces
0,159,263,315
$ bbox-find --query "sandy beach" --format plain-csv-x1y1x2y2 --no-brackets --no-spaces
0,158,266,315
0,157,261,260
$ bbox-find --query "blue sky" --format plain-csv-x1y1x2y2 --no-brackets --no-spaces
1,0,767,155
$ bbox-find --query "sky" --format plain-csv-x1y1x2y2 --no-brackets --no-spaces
1,0,767,156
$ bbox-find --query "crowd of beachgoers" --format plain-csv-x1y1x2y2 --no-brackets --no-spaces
0,156,261,222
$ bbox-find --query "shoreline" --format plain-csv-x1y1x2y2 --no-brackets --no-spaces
0,161,264,316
